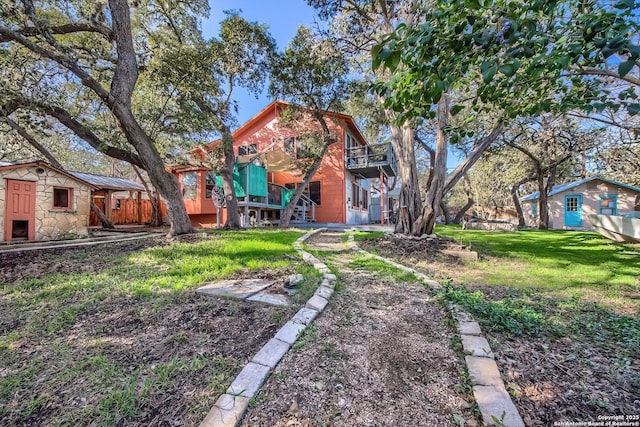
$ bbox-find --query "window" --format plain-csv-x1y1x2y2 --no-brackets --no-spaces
566,196,579,212
205,172,216,199
309,181,321,205
238,144,257,156
531,201,537,216
600,194,617,215
284,138,295,156
361,187,368,209
182,172,198,199
53,187,72,209
351,182,360,208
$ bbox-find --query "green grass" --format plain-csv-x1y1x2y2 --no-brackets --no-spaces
348,256,417,283
436,225,640,302
431,225,640,357
0,229,305,425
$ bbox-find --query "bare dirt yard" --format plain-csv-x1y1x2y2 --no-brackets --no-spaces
359,233,640,426
242,231,478,427
0,235,299,426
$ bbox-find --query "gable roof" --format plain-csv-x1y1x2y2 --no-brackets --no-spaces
196,100,370,154
0,160,145,192
0,160,98,189
521,177,640,201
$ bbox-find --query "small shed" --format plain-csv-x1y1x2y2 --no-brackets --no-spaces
69,171,165,226
0,161,96,242
520,177,640,230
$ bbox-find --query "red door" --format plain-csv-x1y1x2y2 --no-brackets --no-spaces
4,179,36,242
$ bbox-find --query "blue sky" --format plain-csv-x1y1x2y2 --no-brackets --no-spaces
203,1,319,125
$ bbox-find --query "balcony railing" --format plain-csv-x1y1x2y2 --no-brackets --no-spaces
345,143,397,178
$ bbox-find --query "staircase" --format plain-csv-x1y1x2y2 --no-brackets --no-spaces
290,193,316,223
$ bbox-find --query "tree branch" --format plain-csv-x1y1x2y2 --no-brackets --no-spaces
444,121,505,193
0,116,64,169
0,23,114,42
0,26,113,103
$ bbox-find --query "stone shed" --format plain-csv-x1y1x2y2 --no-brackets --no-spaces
0,161,96,242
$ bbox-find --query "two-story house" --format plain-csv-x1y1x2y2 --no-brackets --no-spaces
170,101,396,227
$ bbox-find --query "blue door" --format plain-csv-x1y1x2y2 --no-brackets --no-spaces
564,194,583,227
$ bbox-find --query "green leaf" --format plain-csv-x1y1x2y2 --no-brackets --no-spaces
451,105,465,115
628,103,640,115
481,64,497,84
618,59,635,77
390,51,401,71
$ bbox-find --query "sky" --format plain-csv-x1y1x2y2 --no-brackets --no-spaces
202,0,319,125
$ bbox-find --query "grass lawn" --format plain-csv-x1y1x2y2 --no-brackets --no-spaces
433,226,640,353
0,229,318,426
356,227,640,422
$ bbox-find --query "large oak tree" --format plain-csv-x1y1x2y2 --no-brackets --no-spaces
0,0,223,235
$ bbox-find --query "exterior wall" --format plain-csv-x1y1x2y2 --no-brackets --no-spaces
232,106,359,224
345,173,369,224
1,165,92,242
523,180,640,230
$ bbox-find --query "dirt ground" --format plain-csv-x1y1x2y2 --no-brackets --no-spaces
242,232,478,427
359,234,640,426
0,235,297,426
3,231,638,426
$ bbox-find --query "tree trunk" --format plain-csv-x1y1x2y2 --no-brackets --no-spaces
511,176,533,226
219,128,242,228
112,105,194,235
389,120,422,234
440,201,452,224
91,202,115,228
453,197,475,224
280,136,333,228
412,95,450,235
536,170,549,230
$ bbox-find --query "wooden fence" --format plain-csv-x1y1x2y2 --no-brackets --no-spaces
90,197,168,226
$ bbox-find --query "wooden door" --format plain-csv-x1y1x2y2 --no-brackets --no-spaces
4,179,36,241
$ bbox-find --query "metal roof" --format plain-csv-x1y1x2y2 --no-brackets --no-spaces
521,177,640,201
69,171,146,191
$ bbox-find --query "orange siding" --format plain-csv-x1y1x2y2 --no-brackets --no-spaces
177,101,371,225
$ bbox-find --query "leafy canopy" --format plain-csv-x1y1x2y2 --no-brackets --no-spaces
372,0,640,122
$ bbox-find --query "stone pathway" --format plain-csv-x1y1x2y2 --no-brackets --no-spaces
200,229,524,427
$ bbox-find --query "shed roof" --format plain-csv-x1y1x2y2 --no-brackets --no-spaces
68,171,145,191
521,177,640,201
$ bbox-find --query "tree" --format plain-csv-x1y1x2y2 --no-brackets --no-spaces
0,0,230,235
372,0,640,234
269,26,352,228
203,12,276,228
503,115,599,229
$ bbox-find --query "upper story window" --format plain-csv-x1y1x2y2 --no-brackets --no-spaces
238,144,258,156
53,187,72,209
182,172,198,200
283,136,319,159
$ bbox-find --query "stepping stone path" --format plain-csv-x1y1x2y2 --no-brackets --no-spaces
197,279,289,306
201,229,524,427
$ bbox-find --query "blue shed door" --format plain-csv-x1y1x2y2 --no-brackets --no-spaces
564,194,583,227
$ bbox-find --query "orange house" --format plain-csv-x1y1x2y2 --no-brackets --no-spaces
170,101,396,227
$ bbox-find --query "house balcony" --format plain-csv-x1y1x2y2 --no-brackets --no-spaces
345,143,397,179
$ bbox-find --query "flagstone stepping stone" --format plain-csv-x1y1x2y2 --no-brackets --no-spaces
197,279,275,300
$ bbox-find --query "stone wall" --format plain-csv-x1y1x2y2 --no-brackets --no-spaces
466,220,518,232
1,165,92,242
